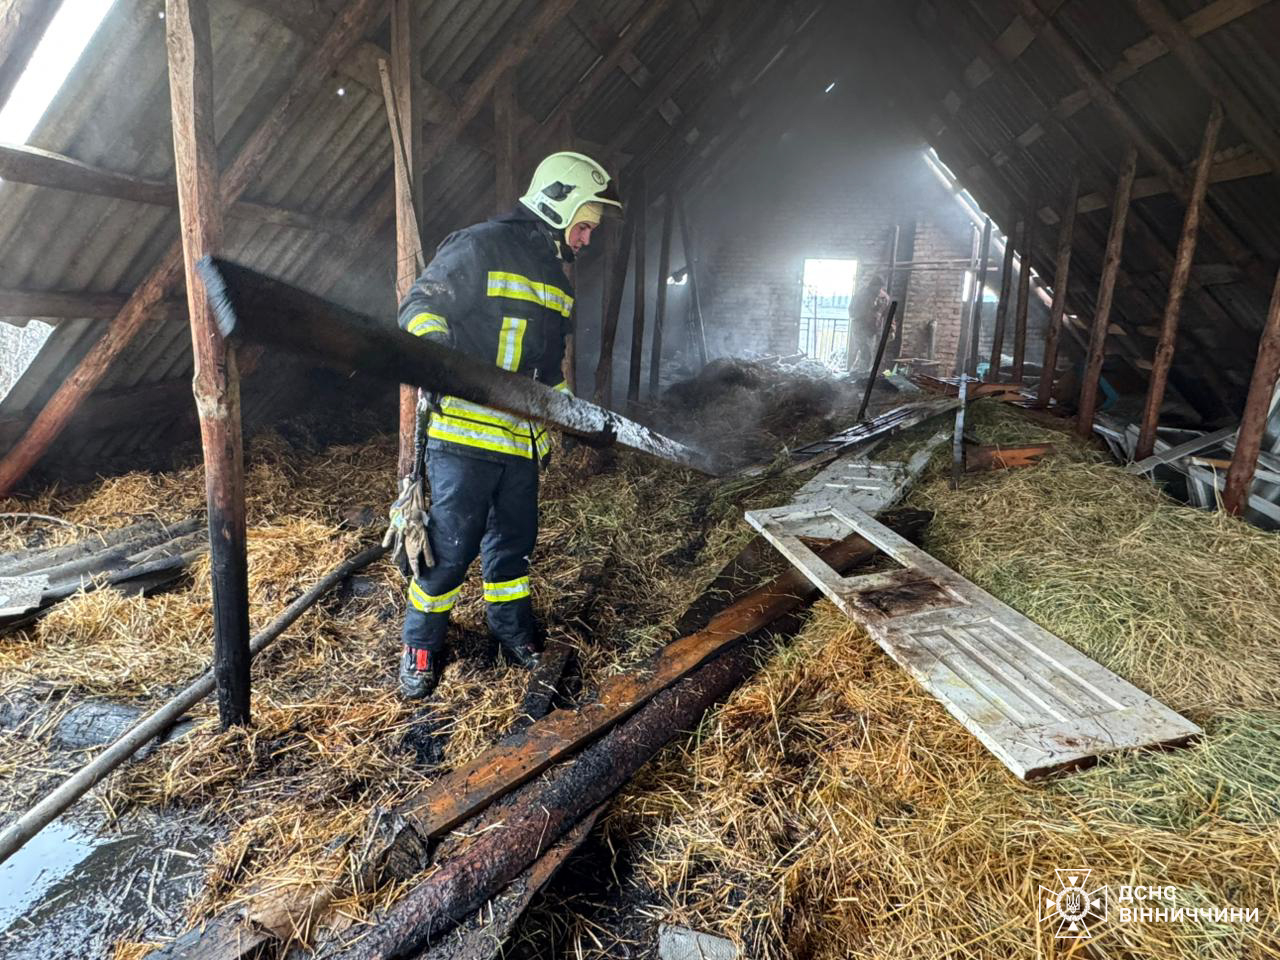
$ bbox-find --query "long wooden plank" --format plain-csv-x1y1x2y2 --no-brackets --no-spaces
391,532,876,841
0,0,387,497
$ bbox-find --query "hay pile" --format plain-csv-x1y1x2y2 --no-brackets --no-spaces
604,401,1280,959
655,358,880,462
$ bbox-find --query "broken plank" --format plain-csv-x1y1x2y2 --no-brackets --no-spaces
744,505,1200,779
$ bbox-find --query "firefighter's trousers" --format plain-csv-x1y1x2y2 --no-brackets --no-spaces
401,448,539,654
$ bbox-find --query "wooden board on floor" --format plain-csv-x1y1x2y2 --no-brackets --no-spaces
744,504,1201,779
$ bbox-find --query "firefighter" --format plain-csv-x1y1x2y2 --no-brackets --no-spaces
383,151,622,699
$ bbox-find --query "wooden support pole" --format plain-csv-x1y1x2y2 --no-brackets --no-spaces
1077,147,1138,438
0,0,57,113
987,219,1019,381
677,197,708,366
493,67,519,212
1136,104,1224,460
165,0,250,728
1012,202,1035,382
1224,268,1280,516
388,0,423,479
967,216,993,377
650,193,674,399
627,174,647,405
1037,173,1080,406
887,223,903,360
593,211,634,404
0,0,386,497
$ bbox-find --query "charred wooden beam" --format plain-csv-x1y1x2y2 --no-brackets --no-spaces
1012,201,1035,381
1224,269,1280,515
1077,147,1137,437
627,172,647,405
200,258,720,474
0,288,179,323
0,0,387,497
678,197,709,366
1037,173,1080,406
167,0,250,727
593,209,635,404
0,144,353,234
1136,104,1224,460
650,192,675,398
493,67,520,212
329,531,892,960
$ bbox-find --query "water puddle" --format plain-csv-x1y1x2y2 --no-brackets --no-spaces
0,819,110,931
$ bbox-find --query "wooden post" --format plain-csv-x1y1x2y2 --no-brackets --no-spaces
967,216,993,377
649,193,675,399
1037,173,1080,406
987,219,1019,381
886,223,902,361
627,174,647,405
593,210,635,404
1135,104,1224,460
1011,202,1035,382
677,198,708,366
389,0,422,479
1224,267,1280,516
165,0,250,727
1077,147,1137,437
494,67,519,212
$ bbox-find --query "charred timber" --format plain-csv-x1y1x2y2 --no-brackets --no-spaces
198,257,722,475
331,640,756,959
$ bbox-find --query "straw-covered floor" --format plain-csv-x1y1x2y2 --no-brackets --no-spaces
596,402,1280,959
0,387,831,955
5,393,1278,959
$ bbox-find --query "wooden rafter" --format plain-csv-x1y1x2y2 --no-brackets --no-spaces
0,0,387,496
0,143,353,234
951,0,1270,175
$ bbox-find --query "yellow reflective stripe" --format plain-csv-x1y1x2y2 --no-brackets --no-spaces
486,271,574,318
535,429,551,459
552,380,572,395
483,576,531,602
408,580,460,613
440,396,528,431
407,312,449,336
496,317,527,371
429,418,535,458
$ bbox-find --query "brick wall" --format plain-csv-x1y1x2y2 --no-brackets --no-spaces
570,112,1050,404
